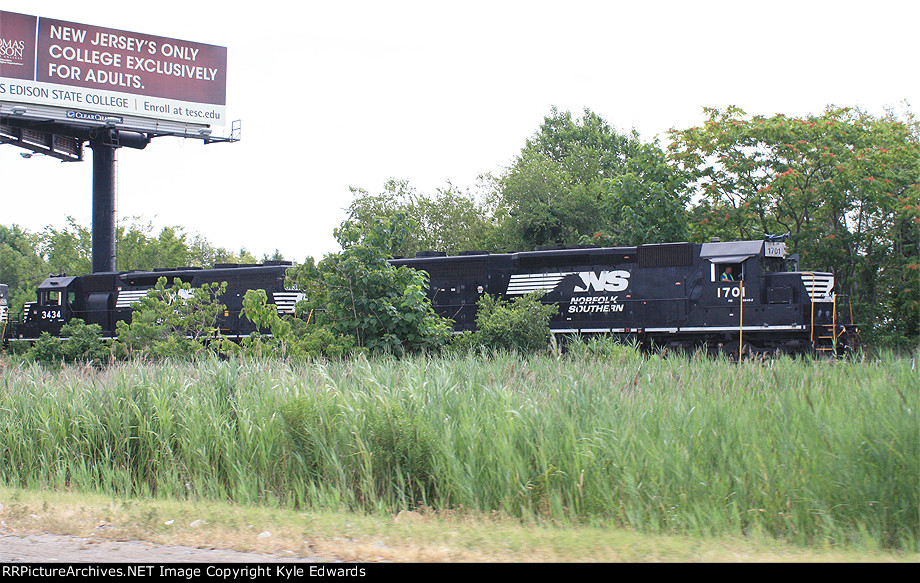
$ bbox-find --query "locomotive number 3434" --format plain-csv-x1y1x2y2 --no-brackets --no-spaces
40,309,62,320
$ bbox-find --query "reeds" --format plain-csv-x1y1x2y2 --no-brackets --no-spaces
0,348,916,549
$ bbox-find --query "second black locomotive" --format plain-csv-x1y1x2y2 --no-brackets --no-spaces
8,262,302,342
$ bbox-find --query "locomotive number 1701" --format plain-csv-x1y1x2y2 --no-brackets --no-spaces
717,285,744,299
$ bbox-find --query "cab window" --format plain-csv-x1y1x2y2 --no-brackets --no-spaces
762,257,786,273
40,290,62,305
711,263,743,282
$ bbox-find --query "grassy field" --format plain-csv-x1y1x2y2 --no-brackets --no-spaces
0,344,917,557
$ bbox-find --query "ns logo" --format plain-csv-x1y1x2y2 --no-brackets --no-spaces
574,270,630,293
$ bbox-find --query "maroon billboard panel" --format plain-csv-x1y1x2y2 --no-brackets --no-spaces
1,11,227,126
35,17,226,105
0,11,36,81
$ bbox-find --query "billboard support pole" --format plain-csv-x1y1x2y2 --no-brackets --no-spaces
90,136,116,274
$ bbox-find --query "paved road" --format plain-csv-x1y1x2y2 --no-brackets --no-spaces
0,532,326,563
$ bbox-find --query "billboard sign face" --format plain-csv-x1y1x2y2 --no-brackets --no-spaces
0,11,226,126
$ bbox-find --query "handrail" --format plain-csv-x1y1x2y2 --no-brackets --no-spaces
805,272,816,345
739,278,743,363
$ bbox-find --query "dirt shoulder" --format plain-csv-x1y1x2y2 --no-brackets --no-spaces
0,531,327,563
1,488,915,563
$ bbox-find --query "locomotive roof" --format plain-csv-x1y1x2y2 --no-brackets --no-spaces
121,261,292,276
699,240,765,263
36,276,78,290
398,239,776,263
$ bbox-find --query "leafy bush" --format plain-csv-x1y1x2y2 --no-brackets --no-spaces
60,318,109,366
240,289,357,359
288,216,453,355
114,277,228,360
467,291,557,353
27,332,64,366
24,318,109,367
5,339,31,356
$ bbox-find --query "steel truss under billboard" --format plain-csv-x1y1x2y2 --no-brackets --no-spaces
1,10,228,133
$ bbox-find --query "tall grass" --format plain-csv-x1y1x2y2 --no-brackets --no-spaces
0,347,916,550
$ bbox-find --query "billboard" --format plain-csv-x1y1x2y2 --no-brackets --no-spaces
0,10,226,126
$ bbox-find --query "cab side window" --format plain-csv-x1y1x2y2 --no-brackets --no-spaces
41,291,62,305
711,263,743,282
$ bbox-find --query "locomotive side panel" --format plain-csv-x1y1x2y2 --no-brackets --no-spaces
394,239,846,354
11,263,299,341
395,254,493,331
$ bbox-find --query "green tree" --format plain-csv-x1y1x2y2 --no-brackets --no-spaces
0,224,47,317
115,220,191,271
41,217,92,275
669,104,919,347
345,178,499,257
289,216,452,354
35,216,265,276
592,142,691,246
498,147,602,249
496,107,688,250
114,277,228,360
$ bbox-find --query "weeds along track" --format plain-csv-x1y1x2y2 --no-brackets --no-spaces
0,350,916,550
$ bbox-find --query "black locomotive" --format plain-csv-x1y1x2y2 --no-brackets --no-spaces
2,238,855,355
5,262,302,342
0,283,8,339
391,237,855,356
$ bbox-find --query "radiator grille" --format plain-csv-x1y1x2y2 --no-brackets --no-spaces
638,243,693,268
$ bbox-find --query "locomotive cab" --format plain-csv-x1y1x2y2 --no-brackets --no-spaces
20,275,80,337
0,284,8,329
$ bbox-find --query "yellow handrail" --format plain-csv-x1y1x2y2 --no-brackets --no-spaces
805,272,816,346
738,279,743,364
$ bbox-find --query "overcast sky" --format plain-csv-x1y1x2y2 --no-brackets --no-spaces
2,0,917,263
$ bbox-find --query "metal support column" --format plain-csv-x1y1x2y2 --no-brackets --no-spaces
91,136,116,273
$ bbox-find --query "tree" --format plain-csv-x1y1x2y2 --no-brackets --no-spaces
498,147,602,249
0,224,47,317
496,107,688,250
345,178,499,257
114,277,228,360
592,142,691,246
669,104,919,347
115,220,190,271
41,217,92,275
288,215,453,354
